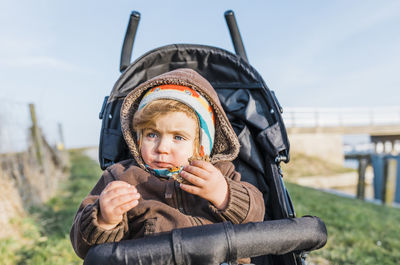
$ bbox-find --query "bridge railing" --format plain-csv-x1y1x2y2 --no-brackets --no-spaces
282,106,400,128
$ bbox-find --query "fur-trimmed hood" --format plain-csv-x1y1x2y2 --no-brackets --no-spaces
120,68,240,169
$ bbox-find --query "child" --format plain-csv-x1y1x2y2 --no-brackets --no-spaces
70,68,265,261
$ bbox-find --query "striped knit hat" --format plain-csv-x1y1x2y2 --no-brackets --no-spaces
138,84,215,157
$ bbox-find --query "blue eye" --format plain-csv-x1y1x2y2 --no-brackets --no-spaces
147,132,157,138
174,135,185,141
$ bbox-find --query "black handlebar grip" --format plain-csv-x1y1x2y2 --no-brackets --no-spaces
120,11,141,73
83,217,327,265
224,10,248,63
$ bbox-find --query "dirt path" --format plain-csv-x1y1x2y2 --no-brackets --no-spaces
290,168,375,198
82,146,99,163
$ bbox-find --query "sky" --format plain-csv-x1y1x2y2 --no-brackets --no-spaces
0,0,399,150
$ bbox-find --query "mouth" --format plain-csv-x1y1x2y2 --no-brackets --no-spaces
153,161,175,169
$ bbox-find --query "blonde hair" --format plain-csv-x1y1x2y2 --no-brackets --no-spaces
133,99,200,155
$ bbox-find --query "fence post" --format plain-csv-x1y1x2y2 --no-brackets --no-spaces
57,122,70,170
29,103,44,168
57,123,65,151
395,156,400,203
356,157,369,200
383,158,397,205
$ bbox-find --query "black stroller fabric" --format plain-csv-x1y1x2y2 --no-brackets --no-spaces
83,216,327,265
96,44,326,265
99,44,290,169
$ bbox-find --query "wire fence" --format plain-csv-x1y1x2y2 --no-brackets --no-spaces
0,99,62,153
0,99,69,236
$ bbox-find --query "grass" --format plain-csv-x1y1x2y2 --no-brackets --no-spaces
286,182,400,265
2,150,400,264
0,150,102,265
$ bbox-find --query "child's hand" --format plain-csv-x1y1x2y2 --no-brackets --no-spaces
180,160,229,210
98,181,140,230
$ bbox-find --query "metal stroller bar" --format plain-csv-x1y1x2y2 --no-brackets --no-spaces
120,11,141,73
224,10,248,63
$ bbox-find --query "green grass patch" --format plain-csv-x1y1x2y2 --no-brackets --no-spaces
0,150,101,265
3,149,399,264
286,182,400,265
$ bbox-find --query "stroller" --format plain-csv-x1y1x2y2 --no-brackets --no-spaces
88,10,327,265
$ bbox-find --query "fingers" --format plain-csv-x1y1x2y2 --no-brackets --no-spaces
180,183,202,195
99,181,141,225
104,180,132,191
98,195,139,229
101,184,140,209
103,181,137,193
102,181,138,201
113,199,139,216
180,170,206,187
184,161,223,182
180,161,227,204
109,192,140,207
189,160,214,171
183,164,209,180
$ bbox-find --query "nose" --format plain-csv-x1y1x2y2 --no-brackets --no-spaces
156,136,171,154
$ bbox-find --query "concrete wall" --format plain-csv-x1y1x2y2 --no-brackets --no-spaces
288,133,344,165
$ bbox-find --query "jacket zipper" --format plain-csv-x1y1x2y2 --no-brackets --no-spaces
174,181,185,213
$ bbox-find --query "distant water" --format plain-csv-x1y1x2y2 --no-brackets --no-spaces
344,159,359,169
342,134,373,169
342,134,371,146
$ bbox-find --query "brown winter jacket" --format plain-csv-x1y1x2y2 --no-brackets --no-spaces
70,68,265,260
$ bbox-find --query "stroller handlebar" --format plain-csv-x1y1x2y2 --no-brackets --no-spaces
224,10,248,63
120,11,141,73
83,216,327,265
119,10,248,72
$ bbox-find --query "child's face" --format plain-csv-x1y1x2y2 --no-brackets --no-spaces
140,112,197,169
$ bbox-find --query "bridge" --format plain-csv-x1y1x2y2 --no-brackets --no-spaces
283,106,400,133
281,107,400,164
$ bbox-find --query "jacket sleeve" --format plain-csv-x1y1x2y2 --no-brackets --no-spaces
69,168,129,259
209,161,265,224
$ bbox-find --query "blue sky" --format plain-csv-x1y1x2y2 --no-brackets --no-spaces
0,0,399,149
